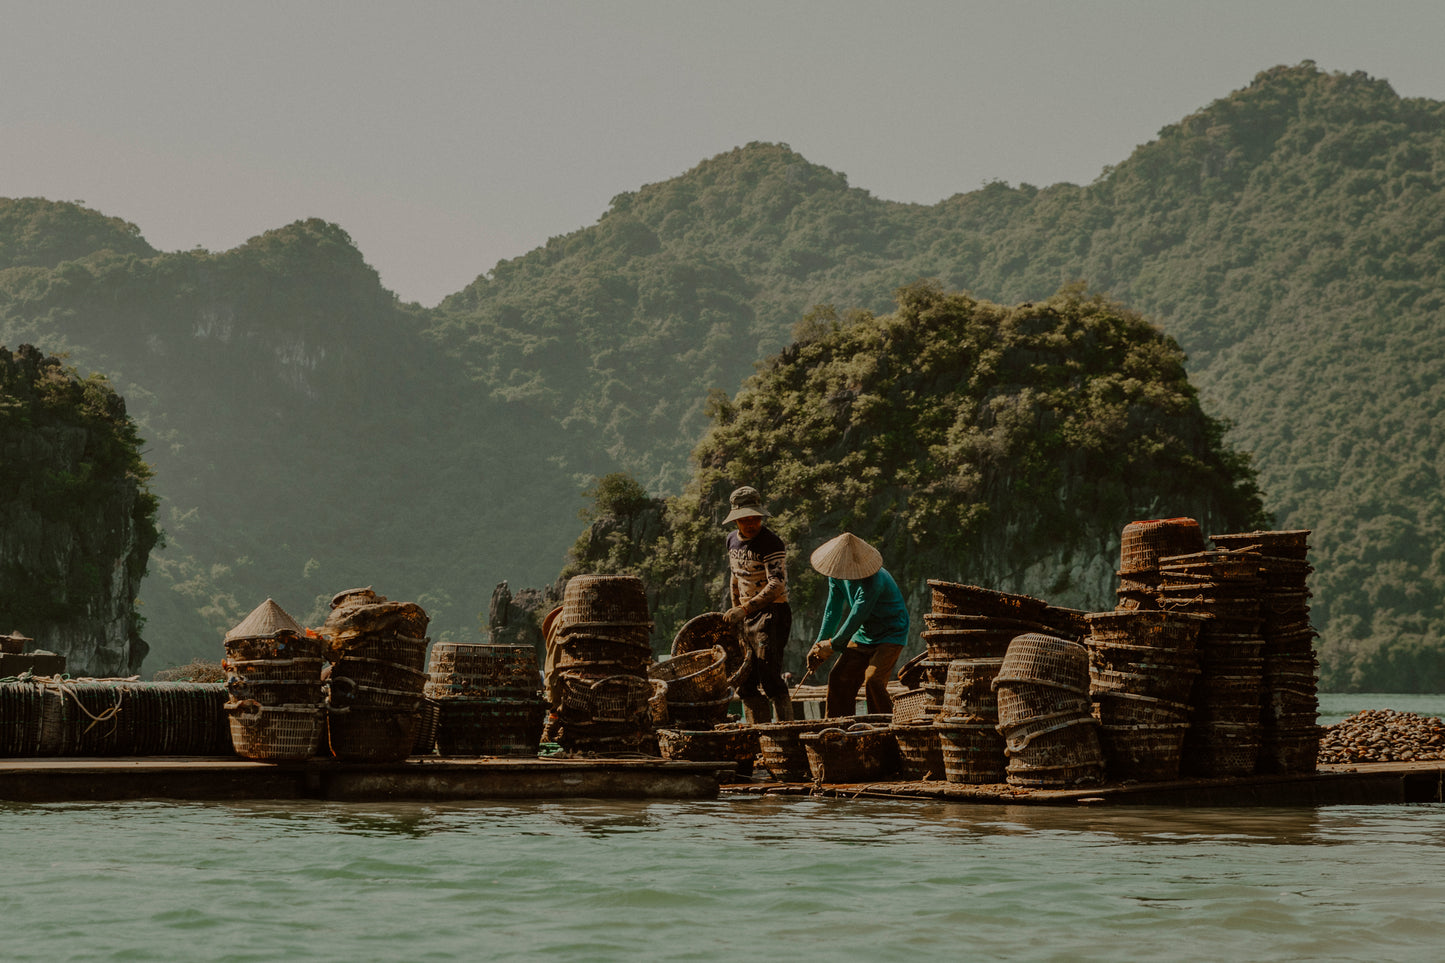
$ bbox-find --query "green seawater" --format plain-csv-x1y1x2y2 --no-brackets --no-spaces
3,693,1443,962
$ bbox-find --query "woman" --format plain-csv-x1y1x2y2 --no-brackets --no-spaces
806,532,909,718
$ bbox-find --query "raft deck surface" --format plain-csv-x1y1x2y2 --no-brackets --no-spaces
723,761,1445,807
0,756,730,803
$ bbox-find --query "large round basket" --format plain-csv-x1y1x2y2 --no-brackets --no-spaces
327,705,421,762
926,581,1050,621
648,646,728,704
1119,518,1204,575
561,574,651,625
995,634,1091,693
226,701,324,761
672,613,751,690
892,724,945,781
800,724,899,784
935,721,1007,784
657,726,759,778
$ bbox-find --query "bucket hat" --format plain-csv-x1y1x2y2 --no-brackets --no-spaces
722,486,771,525
810,532,883,580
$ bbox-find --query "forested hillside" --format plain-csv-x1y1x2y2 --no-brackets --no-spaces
3,62,1442,689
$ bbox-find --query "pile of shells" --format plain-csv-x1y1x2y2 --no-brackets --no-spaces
1318,710,1445,764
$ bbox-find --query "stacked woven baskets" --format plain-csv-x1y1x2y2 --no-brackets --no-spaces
1116,518,1206,610
222,599,327,761
424,642,545,756
322,588,430,763
1155,550,1267,776
992,634,1104,788
550,575,661,754
1211,530,1320,773
923,581,1059,784
1085,610,1202,781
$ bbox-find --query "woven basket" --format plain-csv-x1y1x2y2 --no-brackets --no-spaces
434,698,545,756
892,724,945,780
1004,716,1104,767
1089,665,1198,704
226,701,324,761
664,690,734,729
657,726,759,775
327,705,421,762
558,674,657,724
327,676,424,712
224,633,326,663
648,646,728,704
1098,723,1189,781
225,675,326,708
936,721,1007,784
1085,610,1204,649
1094,690,1190,727
561,574,650,624
801,724,899,784
755,719,845,781
890,688,932,726
412,697,440,755
1004,760,1105,788
1257,725,1320,774
943,658,1005,720
330,633,429,672
672,613,752,690
923,628,1018,662
995,634,1091,693
425,643,541,699
926,581,1050,621
994,682,1092,730
555,633,654,669
1209,529,1311,560
922,613,1049,635
1119,518,1204,572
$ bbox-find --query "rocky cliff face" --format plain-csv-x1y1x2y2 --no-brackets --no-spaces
0,344,159,676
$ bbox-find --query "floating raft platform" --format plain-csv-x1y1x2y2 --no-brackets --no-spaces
724,761,1445,807
0,755,731,803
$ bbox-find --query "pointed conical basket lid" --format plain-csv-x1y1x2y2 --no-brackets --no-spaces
810,533,883,580
225,598,305,641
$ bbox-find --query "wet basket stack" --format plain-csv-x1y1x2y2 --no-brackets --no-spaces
1211,530,1320,773
552,575,660,754
1085,610,1203,781
993,634,1104,788
924,581,1057,784
1156,550,1266,777
222,599,326,761
424,643,545,756
1116,518,1206,610
323,588,430,762
890,686,945,780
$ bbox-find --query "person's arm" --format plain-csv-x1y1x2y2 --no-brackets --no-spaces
815,578,849,642
745,546,787,612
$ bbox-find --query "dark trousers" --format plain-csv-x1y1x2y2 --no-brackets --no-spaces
825,642,904,718
736,603,792,701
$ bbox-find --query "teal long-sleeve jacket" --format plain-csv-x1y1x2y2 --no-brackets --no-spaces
814,568,909,648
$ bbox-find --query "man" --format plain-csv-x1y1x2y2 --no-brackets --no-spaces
806,532,909,717
722,486,794,723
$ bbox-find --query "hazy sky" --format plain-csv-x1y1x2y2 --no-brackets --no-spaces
5,1,1444,306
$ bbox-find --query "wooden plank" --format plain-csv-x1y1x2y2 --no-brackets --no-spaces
0,756,729,803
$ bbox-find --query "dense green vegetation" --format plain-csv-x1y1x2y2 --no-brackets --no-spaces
3,62,1443,689
0,344,158,664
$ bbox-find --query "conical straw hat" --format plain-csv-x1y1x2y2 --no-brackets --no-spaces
810,533,883,580
225,598,305,641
